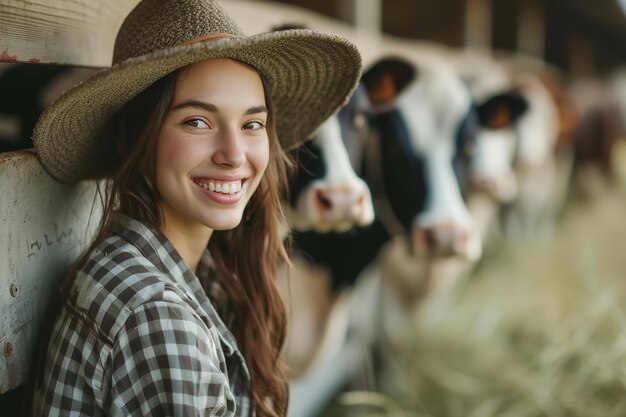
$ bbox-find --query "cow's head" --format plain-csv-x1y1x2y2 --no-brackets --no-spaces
286,87,375,233
468,90,529,202
510,74,561,174
362,56,483,261
272,23,375,234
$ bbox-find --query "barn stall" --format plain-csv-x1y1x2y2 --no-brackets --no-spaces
1,1,626,416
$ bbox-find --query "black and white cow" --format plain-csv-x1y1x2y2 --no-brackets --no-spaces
278,83,379,378
360,55,484,261
273,23,375,236
286,92,375,233
449,52,529,204
494,57,577,241
443,51,530,253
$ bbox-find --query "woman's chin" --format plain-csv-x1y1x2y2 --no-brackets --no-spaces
205,215,245,231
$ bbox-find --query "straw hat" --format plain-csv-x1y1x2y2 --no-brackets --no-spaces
33,0,362,183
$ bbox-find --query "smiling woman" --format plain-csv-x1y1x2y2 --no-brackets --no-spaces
27,0,362,416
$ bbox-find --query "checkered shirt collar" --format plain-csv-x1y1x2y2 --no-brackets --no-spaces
109,213,240,357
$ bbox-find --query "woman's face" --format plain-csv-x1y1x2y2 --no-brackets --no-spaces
155,59,270,235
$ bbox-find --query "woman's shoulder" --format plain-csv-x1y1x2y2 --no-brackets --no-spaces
68,233,176,341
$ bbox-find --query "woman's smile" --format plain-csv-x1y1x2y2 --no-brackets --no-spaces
192,176,248,203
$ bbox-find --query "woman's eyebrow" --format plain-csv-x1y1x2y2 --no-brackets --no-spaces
170,100,267,116
171,100,217,112
245,106,268,115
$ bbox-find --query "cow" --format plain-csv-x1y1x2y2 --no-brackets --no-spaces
568,77,626,199
447,52,529,205
433,51,530,260
285,86,375,235
267,23,377,380
278,83,378,378
0,63,98,152
494,56,577,241
361,55,483,262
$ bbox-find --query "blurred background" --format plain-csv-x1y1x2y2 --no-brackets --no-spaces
269,3,626,417
272,0,626,75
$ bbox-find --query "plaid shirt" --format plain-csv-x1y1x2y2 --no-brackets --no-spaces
33,214,252,417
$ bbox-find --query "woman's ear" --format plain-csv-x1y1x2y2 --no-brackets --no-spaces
361,57,417,105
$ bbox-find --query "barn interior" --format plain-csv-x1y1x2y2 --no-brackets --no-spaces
2,1,626,416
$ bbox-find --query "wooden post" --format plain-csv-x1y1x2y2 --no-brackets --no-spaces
569,33,596,77
517,0,546,59
354,0,382,34
338,0,382,34
465,0,493,54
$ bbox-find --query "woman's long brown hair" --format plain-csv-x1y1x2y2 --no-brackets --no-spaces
67,65,292,417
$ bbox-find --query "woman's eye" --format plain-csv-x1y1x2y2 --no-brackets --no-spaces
243,120,265,131
184,118,210,128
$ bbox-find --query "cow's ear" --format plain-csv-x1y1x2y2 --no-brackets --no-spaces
476,90,528,129
362,57,417,105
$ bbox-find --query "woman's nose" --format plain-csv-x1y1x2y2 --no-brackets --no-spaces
212,128,245,167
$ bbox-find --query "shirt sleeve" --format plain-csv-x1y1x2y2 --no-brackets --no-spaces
108,300,237,417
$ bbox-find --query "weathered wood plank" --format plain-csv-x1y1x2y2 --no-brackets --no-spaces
0,0,140,65
0,151,100,393
0,0,381,66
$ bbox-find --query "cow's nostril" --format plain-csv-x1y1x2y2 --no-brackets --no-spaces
454,229,469,253
471,177,492,191
315,190,333,211
414,224,473,258
420,228,436,250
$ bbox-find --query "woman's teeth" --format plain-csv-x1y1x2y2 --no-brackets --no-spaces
195,180,242,194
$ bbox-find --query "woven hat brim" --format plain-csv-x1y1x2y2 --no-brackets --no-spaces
33,30,362,183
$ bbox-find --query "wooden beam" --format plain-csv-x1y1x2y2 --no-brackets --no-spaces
0,0,140,66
